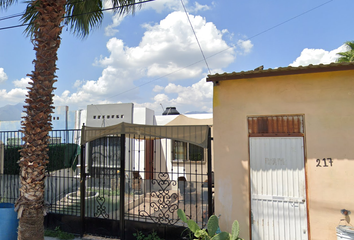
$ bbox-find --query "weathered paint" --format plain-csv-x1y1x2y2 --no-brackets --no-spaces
212,69,354,240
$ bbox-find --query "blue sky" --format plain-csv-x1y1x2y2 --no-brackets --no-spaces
0,0,353,114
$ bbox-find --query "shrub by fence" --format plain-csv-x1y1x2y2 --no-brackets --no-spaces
3,143,80,175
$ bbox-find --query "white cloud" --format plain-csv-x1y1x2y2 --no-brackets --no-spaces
105,15,124,36
0,68,8,83
135,78,213,113
73,80,84,88
0,88,28,104
13,77,32,88
237,39,253,54
105,0,213,36
143,0,183,13
289,45,347,67
191,2,211,12
55,11,235,112
153,85,164,92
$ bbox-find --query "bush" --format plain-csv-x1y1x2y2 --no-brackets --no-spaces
3,143,80,175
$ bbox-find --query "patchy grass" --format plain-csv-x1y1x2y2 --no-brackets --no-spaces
44,226,75,240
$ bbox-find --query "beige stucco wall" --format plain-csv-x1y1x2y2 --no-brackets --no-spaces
212,70,354,240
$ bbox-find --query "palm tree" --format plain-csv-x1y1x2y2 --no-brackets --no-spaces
0,0,143,239
337,41,354,62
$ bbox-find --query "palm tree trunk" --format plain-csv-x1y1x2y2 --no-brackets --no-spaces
15,0,66,239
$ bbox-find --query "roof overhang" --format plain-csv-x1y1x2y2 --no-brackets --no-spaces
206,62,354,82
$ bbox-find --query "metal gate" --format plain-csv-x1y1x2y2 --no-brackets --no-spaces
249,137,308,240
79,124,213,239
0,125,213,239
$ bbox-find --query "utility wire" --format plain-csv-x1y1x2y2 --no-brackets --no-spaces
67,0,155,18
180,0,211,75
0,23,28,30
0,12,23,21
0,0,154,29
0,0,335,98
105,0,335,100
247,0,334,40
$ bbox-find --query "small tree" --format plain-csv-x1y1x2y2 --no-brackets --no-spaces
337,41,354,63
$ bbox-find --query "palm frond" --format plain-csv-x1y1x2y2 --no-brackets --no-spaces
21,1,39,38
111,0,143,15
0,0,17,9
65,0,104,38
336,41,354,63
20,0,147,39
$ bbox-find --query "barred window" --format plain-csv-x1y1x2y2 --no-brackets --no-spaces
172,140,204,162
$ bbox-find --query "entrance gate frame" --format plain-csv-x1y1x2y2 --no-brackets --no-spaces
78,122,213,239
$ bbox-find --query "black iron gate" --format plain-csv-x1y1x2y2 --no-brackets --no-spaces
79,124,213,239
0,125,213,240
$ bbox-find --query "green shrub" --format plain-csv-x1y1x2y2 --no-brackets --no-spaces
3,143,80,175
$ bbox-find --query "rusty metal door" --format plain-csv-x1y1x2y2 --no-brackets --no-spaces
250,137,308,240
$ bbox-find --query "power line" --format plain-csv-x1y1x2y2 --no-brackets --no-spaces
0,23,28,31
66,0,155,18
105,0,335,100
0,12,23,21
180,0,211,75
0,0,335,99
0,0,155,29
247,0,334,40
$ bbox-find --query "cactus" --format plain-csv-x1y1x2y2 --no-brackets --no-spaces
230,220,240,240
177,209,232,240
207,215,219,237
178,209,188,223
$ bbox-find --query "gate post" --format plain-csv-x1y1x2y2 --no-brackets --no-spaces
207,127,213,218
119,134,126,239
80,143,86,237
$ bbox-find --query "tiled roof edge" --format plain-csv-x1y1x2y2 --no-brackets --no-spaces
206,62,354,82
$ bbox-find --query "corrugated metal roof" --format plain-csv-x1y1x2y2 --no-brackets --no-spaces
206,62,354,82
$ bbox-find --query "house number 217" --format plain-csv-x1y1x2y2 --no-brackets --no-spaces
316,158,333,167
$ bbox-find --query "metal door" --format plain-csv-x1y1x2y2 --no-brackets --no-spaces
250,137,308,240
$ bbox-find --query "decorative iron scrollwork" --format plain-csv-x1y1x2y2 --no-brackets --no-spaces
139,172,179,225
95,196,109,218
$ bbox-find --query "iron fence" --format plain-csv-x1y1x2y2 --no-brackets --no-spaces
0,125,213,240
0,129,81,215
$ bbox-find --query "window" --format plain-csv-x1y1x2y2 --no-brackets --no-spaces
172,140,204,162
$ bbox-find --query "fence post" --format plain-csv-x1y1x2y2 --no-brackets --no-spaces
80,143,86,237
0,140,4,174
207,127,213,218
119,134,126,239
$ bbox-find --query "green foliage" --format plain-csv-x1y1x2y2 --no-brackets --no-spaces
133,230,164,240
178,207,188,222
44,226,75,240
3,143,80,175
337,41,354,63
187,219,201,234
230,220,240,240
177,209,243,240
207,215,218,237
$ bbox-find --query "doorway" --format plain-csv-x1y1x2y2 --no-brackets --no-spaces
248,115,308,240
